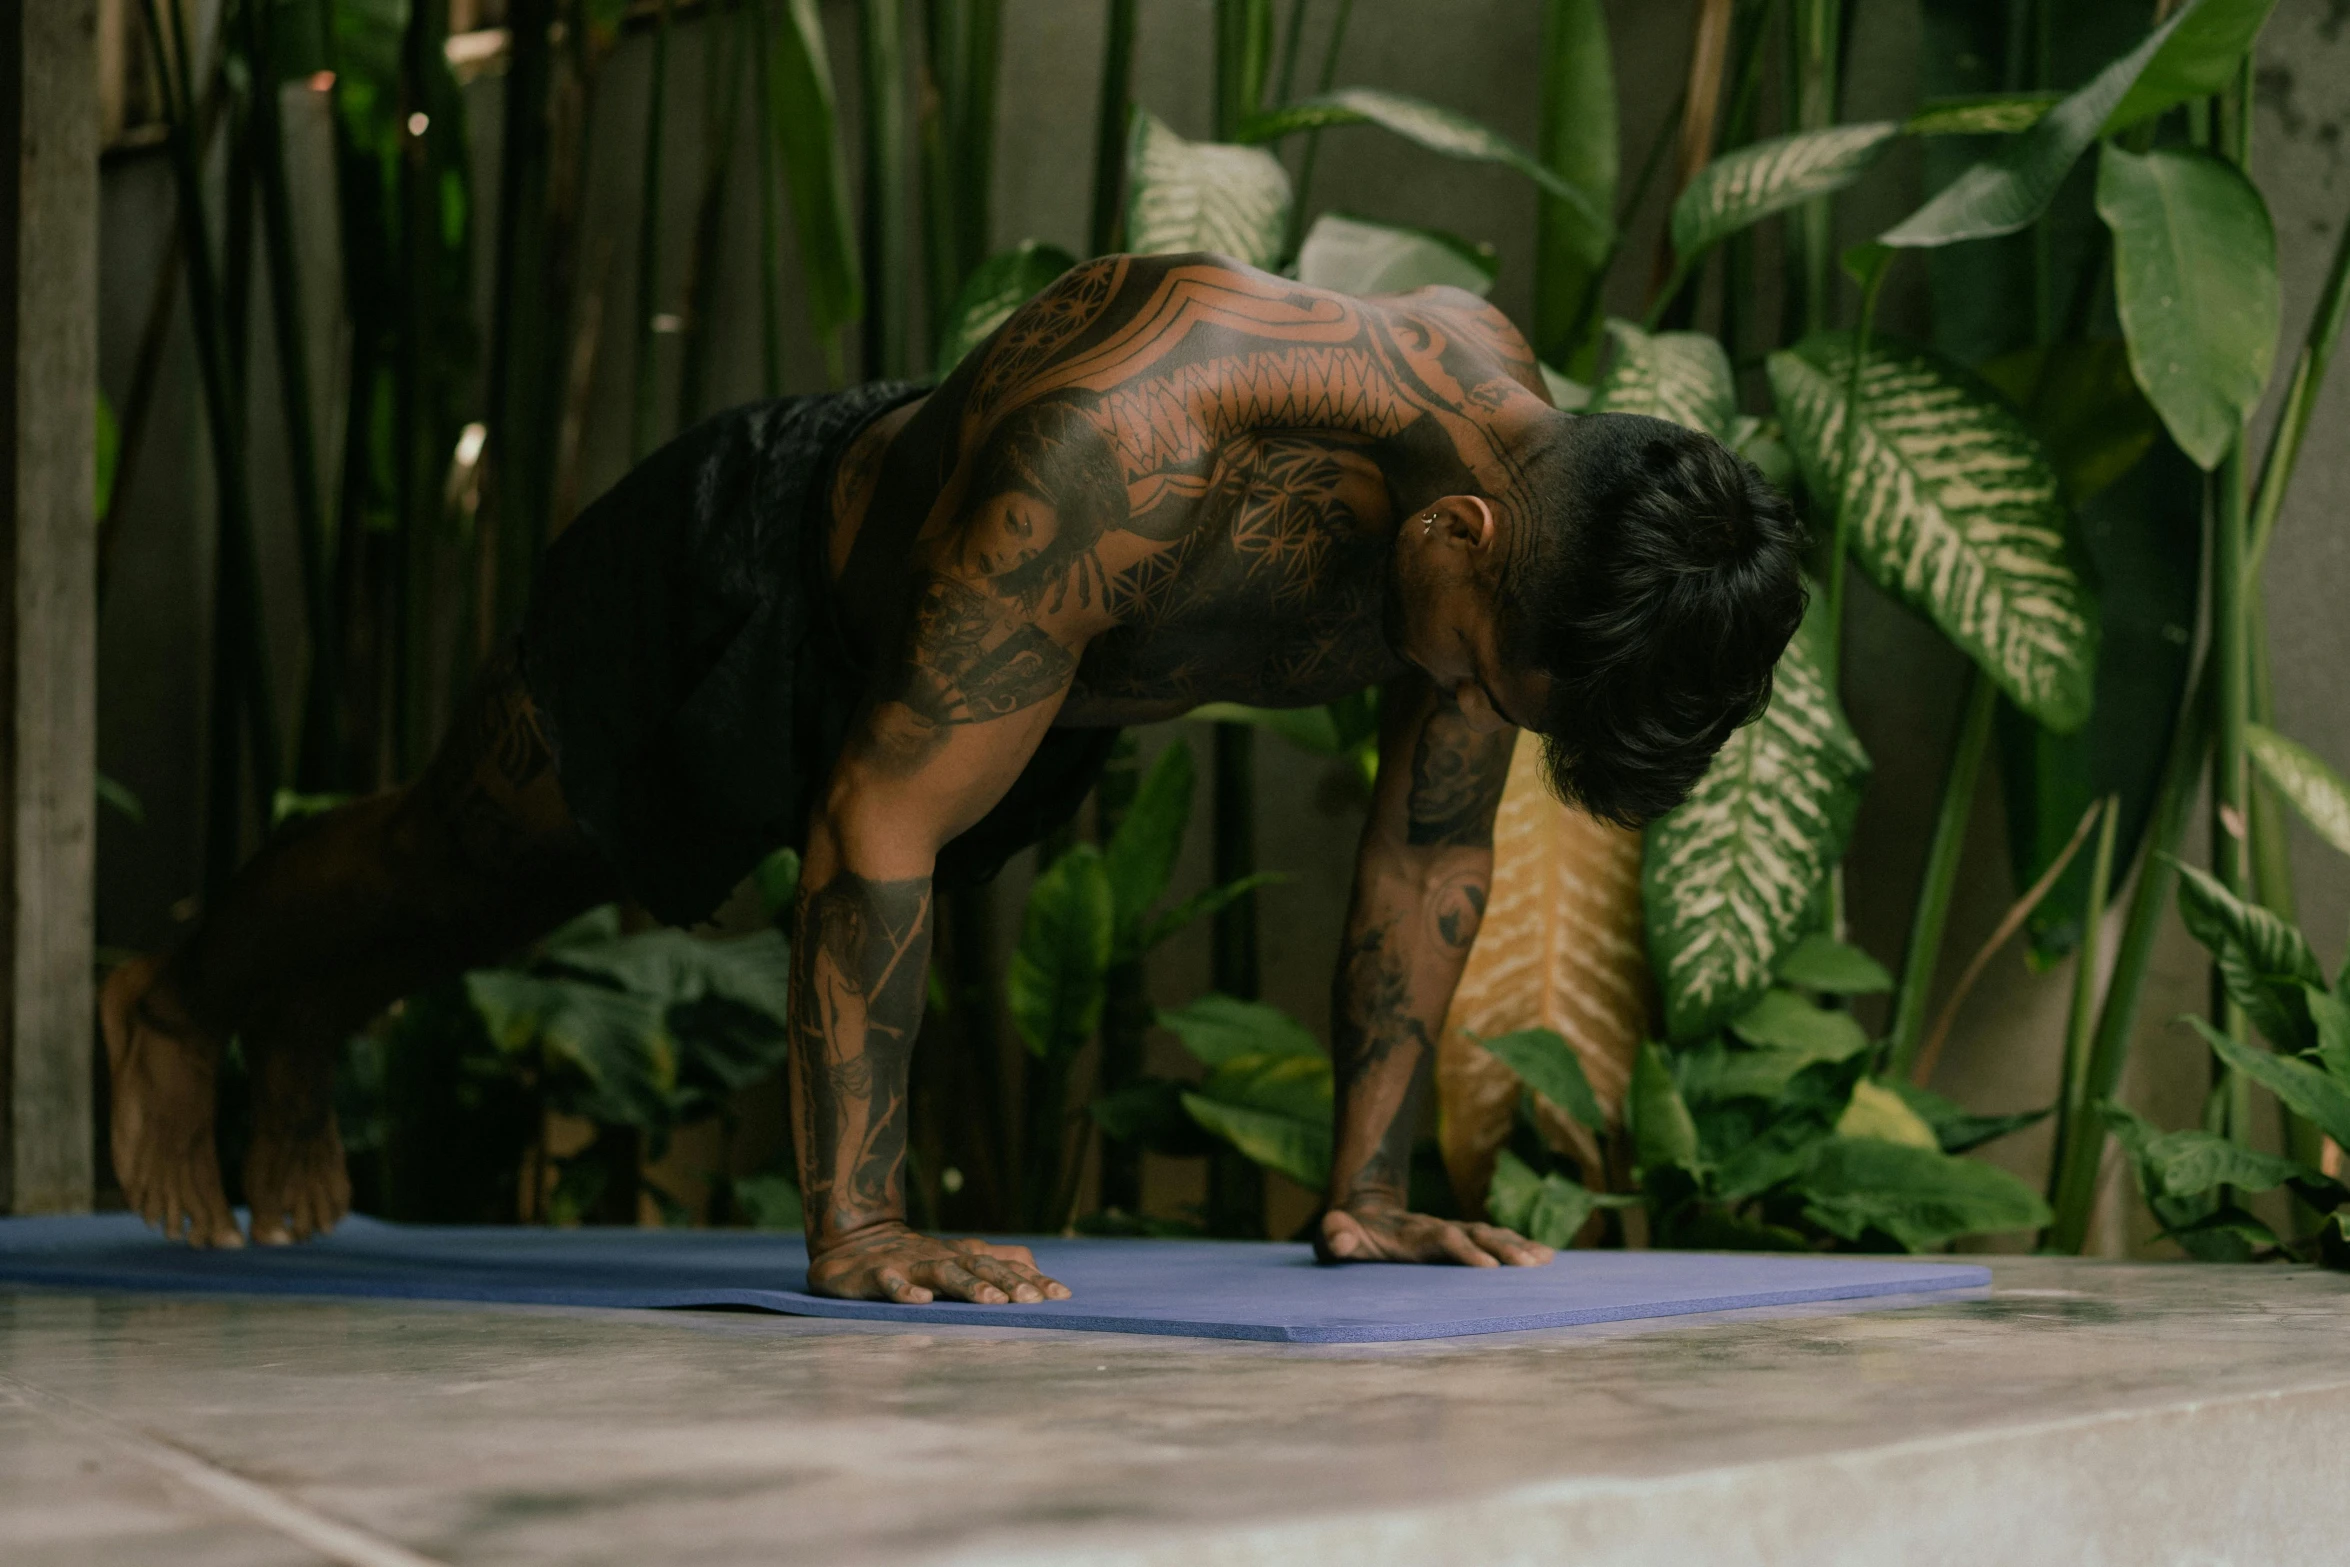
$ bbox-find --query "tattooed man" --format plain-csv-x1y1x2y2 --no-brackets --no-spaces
103,254,1804,1300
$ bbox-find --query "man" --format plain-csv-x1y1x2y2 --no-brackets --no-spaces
103,253,1804,1302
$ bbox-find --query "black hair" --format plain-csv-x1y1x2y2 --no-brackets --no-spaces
1500,412,1807,828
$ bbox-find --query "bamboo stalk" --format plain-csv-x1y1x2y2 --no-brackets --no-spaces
676,0,750,429
956,0,1000,277
1284,0,1354,250
858,0,910,379
631,0,675,461
748,0,786,395
2044,794,2119,1217
1094,733,1146,1215
480,0,559,637
1788,0,1840,336
2210,59,2256,1140
1883,668,1996,1081
1087,0,1137,257
917,0,965,349
1645,0,1732,316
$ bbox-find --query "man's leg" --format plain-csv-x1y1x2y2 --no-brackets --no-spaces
102,647,618,1245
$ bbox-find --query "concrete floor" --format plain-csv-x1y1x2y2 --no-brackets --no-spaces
4,1259,2350,1566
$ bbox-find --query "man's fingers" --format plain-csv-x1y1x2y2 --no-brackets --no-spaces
966,1239,1040,1268
876,1269,936,1304
964,1256,1050,1303
1470,1224,1553,1266
913,1260,1009,1305
1436,1224,1499,1267
1321,1211,1367,1259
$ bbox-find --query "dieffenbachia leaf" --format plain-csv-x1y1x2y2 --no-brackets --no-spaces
2173,860,2323,1054
1875,8,2149,249
1478,1027,1607,1132
1102,739,1194,941
1238,87,1611,239
1008,844,1113,1061
2247,723,2350,860
1586,319,1736,442
1293,212,1498,298
1835,1080,1941,1150
2101,1100,2327,1204
2097,145,2280,472
1774,932,1893,995
1486,1149,1631,1248
1157,993,1323,1067
2099,0,2278,136
1125,107,1291,271
1629,1041,1703,1176
1642,592,1869,1040
1902,93,2060,137
2186,1018,2350,1152
1768,332,2097,732
1795,1138,2051,1251
934,241,1078,380
1670,122,1900,266
765,0,862,343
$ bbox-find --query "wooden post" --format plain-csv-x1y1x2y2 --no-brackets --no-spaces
1,0,99,1213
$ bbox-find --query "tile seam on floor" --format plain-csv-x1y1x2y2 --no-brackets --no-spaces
0,1371,449,1567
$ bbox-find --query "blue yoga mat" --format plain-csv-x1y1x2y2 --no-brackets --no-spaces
0,1214,1989,1343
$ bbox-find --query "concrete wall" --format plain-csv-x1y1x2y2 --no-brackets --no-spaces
92,2,2350,1246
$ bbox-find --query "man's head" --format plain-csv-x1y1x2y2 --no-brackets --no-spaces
1386,411,1806,827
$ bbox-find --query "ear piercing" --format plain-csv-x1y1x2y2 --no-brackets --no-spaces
1423,513,1437,535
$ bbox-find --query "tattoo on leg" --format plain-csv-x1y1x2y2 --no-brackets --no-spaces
789,871,934,1241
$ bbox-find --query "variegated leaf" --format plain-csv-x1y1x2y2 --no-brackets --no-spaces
1767,333,2097,733
934,241,1079,380
1587,319,1736,441
1670,123,1900,264
1642,592,1870,1041
1294,213,1497,298
1124,108,1291,272
2247,723,2350,860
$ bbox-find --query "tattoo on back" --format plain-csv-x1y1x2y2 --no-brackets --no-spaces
789,870,933,1243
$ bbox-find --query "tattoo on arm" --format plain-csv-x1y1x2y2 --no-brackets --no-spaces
892,578,1076,730
1330,919,1435,1204
789,870,934,1245
1405,703,1514,847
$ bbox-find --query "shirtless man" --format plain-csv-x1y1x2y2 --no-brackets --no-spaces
101,253,1804,1303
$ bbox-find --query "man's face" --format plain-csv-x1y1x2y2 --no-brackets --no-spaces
1385,497,1552,732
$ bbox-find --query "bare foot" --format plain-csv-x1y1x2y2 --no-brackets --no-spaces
100,957,242,1248
242,1037,350,1245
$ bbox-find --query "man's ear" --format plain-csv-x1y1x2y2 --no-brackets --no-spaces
1435,494,1496,547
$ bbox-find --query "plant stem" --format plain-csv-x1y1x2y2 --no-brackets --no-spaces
677,0,750,429
1531,0,1616,369
2209,58,2255,1138
1094,734,1147,1214
1823,250,1889,666
858,0,910,379
2245,198,2350,576
749,0,786,395
1883,668,1996,1082
1789,0,1841,336
1284,0,1354,255
631,0,675,460
1208,720,1265,1237
2045,794,2118,1219
1214,0,1273,140
1087,0,1137,257
482,0,559,635
957,0,1001,277
2046,668,2211,1251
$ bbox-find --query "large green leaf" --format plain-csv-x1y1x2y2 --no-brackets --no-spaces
1125,107,1291,271
1879,0,2197,249
1102,739,1194,939
465,971,675,1129
1182,1093,1330,1190
1137,871,1286,956
1157,993,1323,1067
934,240,1077,379
1643,593,1870,1040
1199,1051,1333,1124
2100,0,2278,136
1629,1042,1702,1176
2186,1019,2350,1153
1989,429,2197,962
1008,845,1114,1061
1586,320,1736,442
1769,333,2096,732
2173,862,2323,1054
767,0,862,343
1834,1080,1941,1150
1293,213,1497,298
542,928,793,1022
2248,724,2350,860
1902,93,2060,137
1706,1055,1872,1203
1478,1027,1606,1132
2101,1100,2328,1204
1237,88,1611,237
1795,1138,2051,1251
1486,1149,1630,1247
1977,340,2163,508
1089,1076,1222,1159
1891,1082,2050,1155
1727,988,1870,1062
1670,123,1901,266
1530,0,1616,369
1774,933,1893,995
2097,145,2280,471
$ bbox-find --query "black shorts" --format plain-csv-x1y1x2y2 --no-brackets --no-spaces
518,384,1116,926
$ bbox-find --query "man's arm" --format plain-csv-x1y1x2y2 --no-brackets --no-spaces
1318,673,1553,1267
790,416,1119,1305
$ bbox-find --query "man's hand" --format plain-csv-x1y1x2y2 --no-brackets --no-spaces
808,1223,1074,1304
1316,1202,1553,1268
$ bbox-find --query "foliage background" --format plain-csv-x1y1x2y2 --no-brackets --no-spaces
89,0,2350,1248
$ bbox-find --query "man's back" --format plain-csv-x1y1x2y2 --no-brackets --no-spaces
821,252,1556,727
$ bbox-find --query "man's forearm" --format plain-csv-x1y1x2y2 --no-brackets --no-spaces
1326,847,1491,1209
788,863,934,1248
